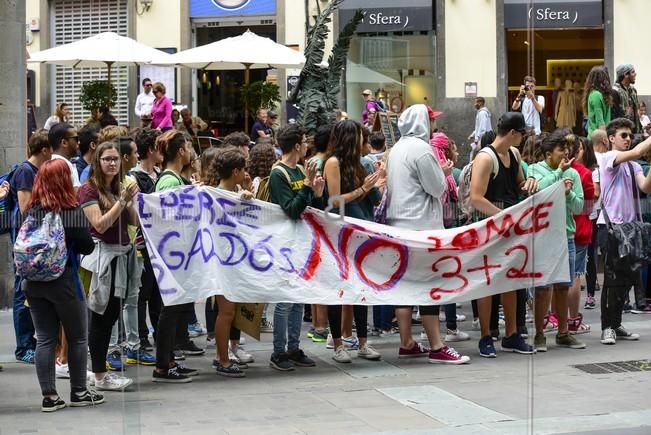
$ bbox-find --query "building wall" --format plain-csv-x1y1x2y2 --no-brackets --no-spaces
613,0,651,95
445,0,497,99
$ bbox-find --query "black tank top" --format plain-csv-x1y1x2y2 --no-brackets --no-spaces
485,145,519,209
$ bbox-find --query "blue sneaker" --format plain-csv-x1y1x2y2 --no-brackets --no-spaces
479,336,496,358
106,351,124,371
126,349,156,366
187,322,206,338
17,349,35,364
501,333,536,354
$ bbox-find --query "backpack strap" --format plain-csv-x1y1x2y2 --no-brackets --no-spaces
155,170,185,189
477,147,500,179
271,164,294,185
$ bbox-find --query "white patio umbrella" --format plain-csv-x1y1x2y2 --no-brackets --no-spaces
27,31,173,91
159,29,305,130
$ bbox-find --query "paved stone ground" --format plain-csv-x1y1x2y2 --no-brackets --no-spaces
0,297,650,435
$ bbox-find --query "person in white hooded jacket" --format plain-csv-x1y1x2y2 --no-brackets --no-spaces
386,104,470,365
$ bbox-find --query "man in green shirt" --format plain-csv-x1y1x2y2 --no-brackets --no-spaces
269,124,325,371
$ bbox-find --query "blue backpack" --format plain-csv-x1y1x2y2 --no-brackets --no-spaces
14,212,68,282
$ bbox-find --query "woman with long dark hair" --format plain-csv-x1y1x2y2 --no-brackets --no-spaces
584,66,613,136
22,159,102,411
79,141,141,391
323,119,382,363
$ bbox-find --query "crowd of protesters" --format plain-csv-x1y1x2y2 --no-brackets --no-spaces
3,64,651,413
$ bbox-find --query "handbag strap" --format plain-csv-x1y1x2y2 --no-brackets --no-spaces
628,162,643,223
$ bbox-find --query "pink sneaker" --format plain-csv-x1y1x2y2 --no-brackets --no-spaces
428,346,470,365
398,342,429,358
543,312,558,332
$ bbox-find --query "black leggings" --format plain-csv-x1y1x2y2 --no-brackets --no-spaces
88,259,120,374
156,302,194,370
138,251,162,342
327,305,368,339
586,219,599,297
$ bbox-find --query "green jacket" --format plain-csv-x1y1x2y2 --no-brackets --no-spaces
613,83,642,133
587,89,611,137
269,162,316,220
527,161,584,238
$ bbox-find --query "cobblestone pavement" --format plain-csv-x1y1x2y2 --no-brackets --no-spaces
0,301,650,435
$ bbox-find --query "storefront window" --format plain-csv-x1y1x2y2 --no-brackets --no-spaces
345,32,436,121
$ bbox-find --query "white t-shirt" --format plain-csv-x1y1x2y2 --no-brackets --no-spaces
51,154,81,188
522,95,545,135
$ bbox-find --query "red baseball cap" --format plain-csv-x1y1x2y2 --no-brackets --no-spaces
427,106,443,119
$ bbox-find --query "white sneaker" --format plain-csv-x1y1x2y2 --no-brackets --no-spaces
445,329,470,342
333,345,352,363
380,327,399,337
600,327,616,345
95,373,133,391
230,345,254,364
260,319,273,333
55,362,70,379
326,333,335,349
342,336,359,350
456,314,467,322
358,344,382,360
472,319,480,331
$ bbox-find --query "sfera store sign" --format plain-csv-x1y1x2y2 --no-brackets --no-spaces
339,4,433,33
504,1,603,28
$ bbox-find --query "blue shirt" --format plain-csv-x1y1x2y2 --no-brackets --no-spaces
80,165,90,183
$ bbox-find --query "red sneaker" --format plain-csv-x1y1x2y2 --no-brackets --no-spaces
398,342,429,358
543,312,558,332
428,346,470,365
568,313,591,335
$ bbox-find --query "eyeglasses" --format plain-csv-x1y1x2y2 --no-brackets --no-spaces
65,135,78,141
618,132,632,139
100,157,120,164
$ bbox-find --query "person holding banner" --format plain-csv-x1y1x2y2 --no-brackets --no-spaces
268,124,324,371
386,104,470,365
150,130,199,383
528,129,586,351
323,120,383,363
469,112,538,358
208,148,255,377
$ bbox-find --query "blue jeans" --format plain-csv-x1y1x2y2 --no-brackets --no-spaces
273,303,303,354
14,275,36,358
373,305,394,330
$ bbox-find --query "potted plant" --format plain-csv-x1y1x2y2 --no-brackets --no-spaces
79,80,117,125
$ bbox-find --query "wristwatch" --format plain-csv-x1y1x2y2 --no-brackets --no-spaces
119,198,127,208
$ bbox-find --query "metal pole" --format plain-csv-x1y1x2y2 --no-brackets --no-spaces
244,63,251,134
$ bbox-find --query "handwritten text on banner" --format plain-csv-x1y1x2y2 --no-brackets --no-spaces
137,182,569,306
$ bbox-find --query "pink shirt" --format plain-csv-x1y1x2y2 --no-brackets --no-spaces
598,150,643,224
151,95,172,129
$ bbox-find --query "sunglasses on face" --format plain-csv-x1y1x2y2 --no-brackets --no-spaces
618,132,632,139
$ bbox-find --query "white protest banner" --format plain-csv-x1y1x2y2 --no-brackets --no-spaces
137,181,569,306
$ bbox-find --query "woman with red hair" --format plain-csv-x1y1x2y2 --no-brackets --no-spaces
21,159,101,412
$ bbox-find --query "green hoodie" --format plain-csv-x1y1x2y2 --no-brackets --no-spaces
527,161,584,238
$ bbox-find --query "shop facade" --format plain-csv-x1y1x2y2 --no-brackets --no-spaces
338,0,437,124
189,0,277,135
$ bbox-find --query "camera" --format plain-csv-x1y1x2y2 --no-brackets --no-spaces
524,85,532,92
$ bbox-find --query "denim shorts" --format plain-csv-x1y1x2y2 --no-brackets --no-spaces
558,239,576,288
574,243,588,277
